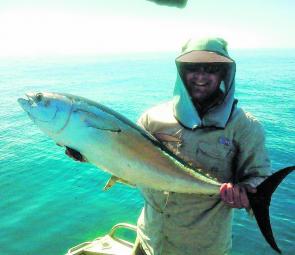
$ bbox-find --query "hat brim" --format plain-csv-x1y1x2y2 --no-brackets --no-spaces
176,50,233,63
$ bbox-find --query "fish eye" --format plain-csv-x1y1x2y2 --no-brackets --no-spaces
35,93,43,102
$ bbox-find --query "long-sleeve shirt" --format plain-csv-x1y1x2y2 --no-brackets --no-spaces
136,101,271,255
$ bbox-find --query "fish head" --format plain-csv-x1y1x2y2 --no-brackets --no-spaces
18,92,72,135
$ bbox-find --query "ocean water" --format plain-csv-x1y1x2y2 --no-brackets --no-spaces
0,50,294,255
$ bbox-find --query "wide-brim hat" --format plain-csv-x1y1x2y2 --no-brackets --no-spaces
176,50,233,63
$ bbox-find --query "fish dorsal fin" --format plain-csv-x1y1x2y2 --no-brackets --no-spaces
75,109,121,132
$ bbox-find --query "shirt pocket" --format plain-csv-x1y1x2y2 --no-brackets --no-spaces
196,142,236,181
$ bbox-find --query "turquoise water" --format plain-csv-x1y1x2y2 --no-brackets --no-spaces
0,50,294,255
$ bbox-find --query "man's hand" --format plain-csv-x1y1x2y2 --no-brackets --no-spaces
220,183,256,209
65,147,87,162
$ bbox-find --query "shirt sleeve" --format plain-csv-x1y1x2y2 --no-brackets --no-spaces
234,115,271,187
137,111,150,131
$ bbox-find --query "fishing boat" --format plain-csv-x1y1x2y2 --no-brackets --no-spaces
66,223,137,255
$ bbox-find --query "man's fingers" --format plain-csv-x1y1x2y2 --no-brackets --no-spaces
220,183,235,206
65,148,87,162
220,183,252,209
65,149,73,158
220,183,228,201
225,183,234,204
65,148,80,161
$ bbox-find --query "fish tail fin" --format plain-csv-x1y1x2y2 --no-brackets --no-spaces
248,166,295,254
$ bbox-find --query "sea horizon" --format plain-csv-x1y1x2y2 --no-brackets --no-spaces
0,49,294,255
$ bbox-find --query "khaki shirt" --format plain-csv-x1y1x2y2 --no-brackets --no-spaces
136,101,271,255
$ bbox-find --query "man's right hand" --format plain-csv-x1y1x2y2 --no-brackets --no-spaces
220,183,256,209
65,147,87,162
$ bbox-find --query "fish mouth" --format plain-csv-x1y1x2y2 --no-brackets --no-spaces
17,93,39,123
20,92,43,103
18,92,60,123
17,93,34,112
18,92,46,115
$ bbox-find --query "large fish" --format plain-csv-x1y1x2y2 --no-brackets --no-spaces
18,92,293,253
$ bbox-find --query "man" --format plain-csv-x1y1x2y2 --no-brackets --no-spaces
132,38,271,255
66,37,271,255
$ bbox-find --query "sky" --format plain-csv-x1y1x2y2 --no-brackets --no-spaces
0,0,294,57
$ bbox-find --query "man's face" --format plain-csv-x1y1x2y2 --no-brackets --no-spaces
183,64,224,104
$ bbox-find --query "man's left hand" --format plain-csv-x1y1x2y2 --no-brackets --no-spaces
220,183,256,209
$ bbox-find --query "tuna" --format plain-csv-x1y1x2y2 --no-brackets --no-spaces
18,92,294,253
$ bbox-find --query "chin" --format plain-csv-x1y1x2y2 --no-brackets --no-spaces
191,94,206,102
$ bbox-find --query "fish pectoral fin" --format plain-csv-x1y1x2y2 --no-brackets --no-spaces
154,132,182,143
75,109,121,132
103,175,135,191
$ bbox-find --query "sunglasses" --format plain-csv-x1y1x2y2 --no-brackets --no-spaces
182,63,226,74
